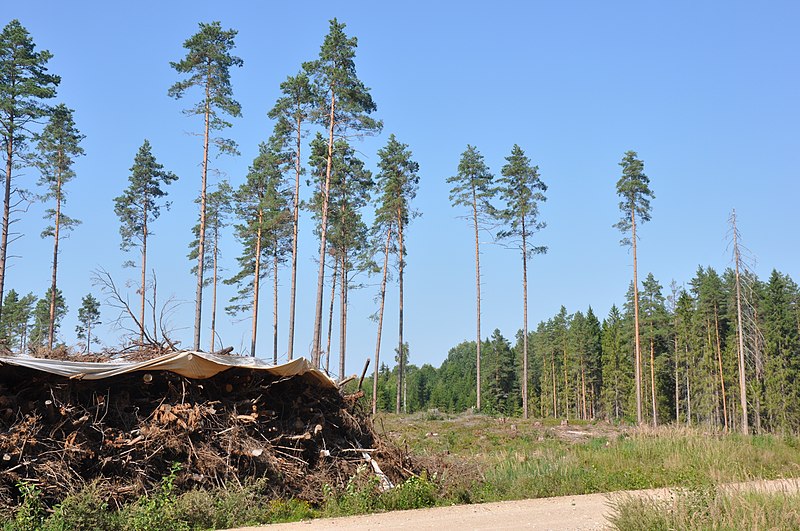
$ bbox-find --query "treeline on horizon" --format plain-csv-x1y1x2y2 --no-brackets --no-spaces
365,265,800,435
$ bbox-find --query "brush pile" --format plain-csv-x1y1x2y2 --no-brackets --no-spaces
0,352,409,510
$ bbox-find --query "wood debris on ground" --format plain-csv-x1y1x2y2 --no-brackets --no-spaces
0,348,416,511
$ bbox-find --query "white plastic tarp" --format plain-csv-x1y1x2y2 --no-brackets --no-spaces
0,351,336,388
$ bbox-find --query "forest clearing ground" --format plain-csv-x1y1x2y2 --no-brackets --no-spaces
228,478,800,530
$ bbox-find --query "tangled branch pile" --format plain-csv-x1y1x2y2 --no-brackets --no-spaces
0,359,411,511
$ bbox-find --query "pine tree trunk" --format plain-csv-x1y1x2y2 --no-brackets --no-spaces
311,89,337,367
250,218,262,358
287,113,302,361
521,215,529,420
47,161,63,350
140,203,148,346
273,246,278,365
674,333,680,423
581,359,587,420
0,116,15,324
210,223,219,352
714,307,728,432
372,225,392,415
732,211,749,434
552,356,557,417
325,255,337,374
396,212,405,415
631,207,643,425
563,341,569,420
193,82,211,351
472,187,482,411
650,337,658,426
339,250,347,380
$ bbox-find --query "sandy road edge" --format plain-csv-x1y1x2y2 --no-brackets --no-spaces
226,478,800,531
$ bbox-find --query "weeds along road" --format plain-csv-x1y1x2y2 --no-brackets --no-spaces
228,478,800,531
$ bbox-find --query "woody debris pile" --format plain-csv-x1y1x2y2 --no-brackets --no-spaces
0,350,410,510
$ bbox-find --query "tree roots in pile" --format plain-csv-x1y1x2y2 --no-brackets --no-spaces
0,365,414,511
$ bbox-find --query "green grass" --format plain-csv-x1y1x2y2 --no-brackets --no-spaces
378,414,800,502
609,487,800,530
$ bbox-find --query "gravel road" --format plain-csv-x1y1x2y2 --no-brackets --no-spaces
228,478,800,531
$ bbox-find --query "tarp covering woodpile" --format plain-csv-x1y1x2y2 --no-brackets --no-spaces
0,350,408,510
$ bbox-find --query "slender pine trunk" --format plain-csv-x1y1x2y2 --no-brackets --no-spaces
210,222,219,352
631,207,643,425
140,203,148,345
521,215,529,419
273,245,278,365
250,216,262,358
396,212,405,415
325,254,337,374
372,225,393,415
0,113,15,324
47,165,62,350
472,187,482,411
650,337,658,426
193,80,211,351
287,113,302,360
311,89,336,367
339,250,347,380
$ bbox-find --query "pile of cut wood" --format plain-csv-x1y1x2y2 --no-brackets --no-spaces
0,351,408,510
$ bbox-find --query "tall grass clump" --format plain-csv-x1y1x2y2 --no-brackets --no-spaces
609,486,800,530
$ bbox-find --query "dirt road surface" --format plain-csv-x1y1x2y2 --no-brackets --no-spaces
229,478,800,531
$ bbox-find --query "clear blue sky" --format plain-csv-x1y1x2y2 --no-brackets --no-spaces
5,2,800,376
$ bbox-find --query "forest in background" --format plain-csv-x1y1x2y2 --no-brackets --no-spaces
367,265,800,435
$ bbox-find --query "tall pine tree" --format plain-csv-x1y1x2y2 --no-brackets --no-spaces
36,104,82,350
497,144,547,419
614,150,654,425
0,20,59,323
447,145,495,411
114,140,177,344
169,21,242,351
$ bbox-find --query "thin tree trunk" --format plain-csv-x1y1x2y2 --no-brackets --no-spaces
472,187,482,411
521,216,529,419
273,246,278,365
47,161,62,350
250,218,262,358
686,346,692,425
581,359,587,420
311,88,336,367
372,225,392,415
551,356,557,417
339,251,348,380
193,80,211,351
287,113,302,361
0,114,15,324
714,307,728,432
210,223,219,352
563,341,569,420
396,212,405,415
140,203,147,346
732,210,749,434
650,337,658,426
631,207,643,425
325,254,337,374
674,333,680,423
